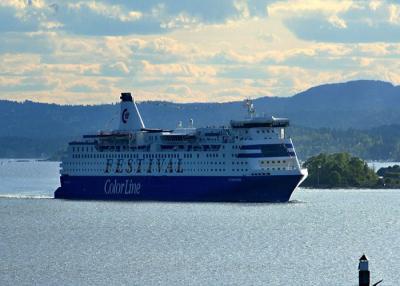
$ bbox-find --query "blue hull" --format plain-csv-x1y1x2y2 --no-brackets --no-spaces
55,174,304,202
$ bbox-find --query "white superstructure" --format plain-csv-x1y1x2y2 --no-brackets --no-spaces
59,93,307,180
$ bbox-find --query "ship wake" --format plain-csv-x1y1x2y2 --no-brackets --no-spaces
0,194,53,199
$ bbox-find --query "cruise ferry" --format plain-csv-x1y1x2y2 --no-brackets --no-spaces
55,93,307,202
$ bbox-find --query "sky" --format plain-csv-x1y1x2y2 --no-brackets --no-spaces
1,0,400,104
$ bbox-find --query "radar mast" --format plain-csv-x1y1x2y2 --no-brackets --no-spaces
244,98,256,118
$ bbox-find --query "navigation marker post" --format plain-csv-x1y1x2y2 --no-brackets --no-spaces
359,254,370,286
358,254,383,286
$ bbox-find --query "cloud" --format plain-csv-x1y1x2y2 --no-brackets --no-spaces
285,16,400,43
0,6,39,32
0,32,54,54
54,3,163,36
101,62,130,77
0,53,41,75
140,60,217,78
3,1,400,104
277,1,400,43
65,83,98,93
103,0,268,23
164,84,193,97
388,4,400,24
0,76,58,92
0,0,271,36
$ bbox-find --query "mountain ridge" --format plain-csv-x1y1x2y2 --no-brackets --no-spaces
1,79,399,134
1,79,400,159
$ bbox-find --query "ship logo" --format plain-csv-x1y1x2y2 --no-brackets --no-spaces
122,108,130,123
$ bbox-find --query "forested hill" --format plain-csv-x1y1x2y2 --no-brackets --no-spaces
1,80,400,137
1,79,400,159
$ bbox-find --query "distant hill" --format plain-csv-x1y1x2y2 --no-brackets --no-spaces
279,80,400,129
1,79,400,159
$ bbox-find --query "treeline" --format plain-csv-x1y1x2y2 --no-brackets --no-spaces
302,153,400,189
302,153,380,188
377,165,400,188
290,125,400,161
0,137,67,159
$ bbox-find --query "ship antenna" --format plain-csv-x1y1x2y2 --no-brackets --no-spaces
244,98,256,118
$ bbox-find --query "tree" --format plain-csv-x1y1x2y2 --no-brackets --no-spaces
302,153,379,188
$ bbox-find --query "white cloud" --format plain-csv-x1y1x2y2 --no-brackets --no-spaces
1,0,46,9
328,15,347,29
140,60,217,78
233,0,250,19
267,0,354,16
67,2,143,23
388,4,400,24
2,1,400,104
369,0,382,11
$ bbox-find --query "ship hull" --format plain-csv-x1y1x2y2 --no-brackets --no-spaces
55,174,304,202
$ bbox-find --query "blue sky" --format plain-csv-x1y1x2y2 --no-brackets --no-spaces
1,0,400,104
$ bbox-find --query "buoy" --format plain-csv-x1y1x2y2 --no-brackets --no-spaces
359,254,370,286
358,254,383,286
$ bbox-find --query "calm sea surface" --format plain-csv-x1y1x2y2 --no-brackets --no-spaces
0,159,399,286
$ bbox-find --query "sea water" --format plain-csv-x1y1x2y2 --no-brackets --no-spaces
0,159,399,286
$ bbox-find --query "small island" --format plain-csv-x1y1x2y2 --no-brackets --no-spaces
302,153,400,189
377,165,400,188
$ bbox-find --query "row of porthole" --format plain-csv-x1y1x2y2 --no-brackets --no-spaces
66,160,240,166
65,169,237,173
232,161,248,165
261,160,286,164
72,147,94,152
72,153,231,160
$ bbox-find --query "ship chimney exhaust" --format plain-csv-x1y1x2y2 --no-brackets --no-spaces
119,92,145,131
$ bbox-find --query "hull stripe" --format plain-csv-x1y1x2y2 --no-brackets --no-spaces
55,174,304,202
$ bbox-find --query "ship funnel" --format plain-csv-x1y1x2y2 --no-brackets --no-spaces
118,92,145,131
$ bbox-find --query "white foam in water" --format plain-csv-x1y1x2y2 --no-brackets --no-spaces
0,159,60,198
0,194,53,199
